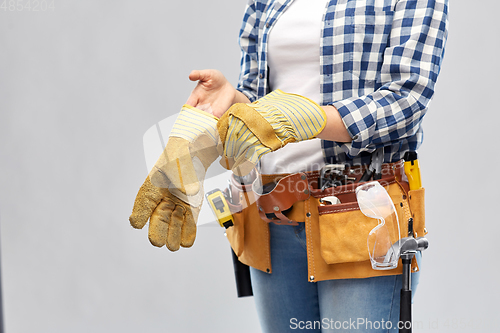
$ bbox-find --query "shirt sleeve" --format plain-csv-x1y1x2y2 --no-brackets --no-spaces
236,0,260,102
332,0,449,158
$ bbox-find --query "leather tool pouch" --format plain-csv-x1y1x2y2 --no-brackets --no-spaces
312,178,426,265
225,173,255,257
224,163,427,276
252,172,310,226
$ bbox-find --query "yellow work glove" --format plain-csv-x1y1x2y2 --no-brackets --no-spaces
217,90,327,176
129,105,220,251
129,178,200,250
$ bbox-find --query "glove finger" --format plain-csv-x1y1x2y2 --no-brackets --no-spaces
165,204,186,251
129,177,165,229
180,206,198,248
148,199,175,248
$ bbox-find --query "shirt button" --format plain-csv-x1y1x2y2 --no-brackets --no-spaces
266,22,270,28
259,73,264,79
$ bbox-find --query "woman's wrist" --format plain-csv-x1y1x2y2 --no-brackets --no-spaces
233,90,251,105
317,105,352,142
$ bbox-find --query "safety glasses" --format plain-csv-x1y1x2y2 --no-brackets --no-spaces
355,181,401,270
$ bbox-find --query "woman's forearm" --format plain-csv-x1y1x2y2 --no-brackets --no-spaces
317,105,352,143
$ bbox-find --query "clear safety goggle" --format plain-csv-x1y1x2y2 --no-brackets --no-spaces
355,181,401,270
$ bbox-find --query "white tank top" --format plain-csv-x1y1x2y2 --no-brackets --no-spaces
260,0,327,174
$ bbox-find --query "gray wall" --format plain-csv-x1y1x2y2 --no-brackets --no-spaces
0,1,498,332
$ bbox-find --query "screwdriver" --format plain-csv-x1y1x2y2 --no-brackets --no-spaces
403,151,422,190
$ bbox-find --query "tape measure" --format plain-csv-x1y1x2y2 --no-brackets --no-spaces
205,189,234,229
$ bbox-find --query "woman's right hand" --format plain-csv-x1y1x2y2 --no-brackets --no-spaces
186,69,239,118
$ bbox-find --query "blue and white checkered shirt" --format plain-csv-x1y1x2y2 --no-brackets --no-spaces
236,0,449,165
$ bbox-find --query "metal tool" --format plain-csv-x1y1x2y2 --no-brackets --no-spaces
399,150,424,332
394,237,428,333
319,164,355,190
359,148,384,182
319,195,340,205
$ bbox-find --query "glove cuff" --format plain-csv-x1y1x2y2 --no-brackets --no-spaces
255,90,327,140
170,104,219,144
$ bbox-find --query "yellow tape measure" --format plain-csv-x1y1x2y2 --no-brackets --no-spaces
205,189,234,229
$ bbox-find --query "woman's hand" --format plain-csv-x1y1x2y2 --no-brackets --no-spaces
186,69,238,118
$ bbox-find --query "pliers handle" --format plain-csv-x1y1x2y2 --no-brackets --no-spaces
359,148,384,182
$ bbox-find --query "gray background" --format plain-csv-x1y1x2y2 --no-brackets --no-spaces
0,0,498,332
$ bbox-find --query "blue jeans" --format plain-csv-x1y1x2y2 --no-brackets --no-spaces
250,222,421,332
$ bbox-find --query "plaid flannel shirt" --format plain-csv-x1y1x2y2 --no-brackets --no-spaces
236,0,449,165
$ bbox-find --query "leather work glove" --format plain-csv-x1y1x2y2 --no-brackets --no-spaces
217,89,327,176
129,105,220,251
129,178,200,250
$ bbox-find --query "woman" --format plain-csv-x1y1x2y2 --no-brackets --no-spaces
190,0,448,331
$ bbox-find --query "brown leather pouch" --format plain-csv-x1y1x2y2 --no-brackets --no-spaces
227,209,245,257
225,179,272,273
253,172,310,225
407,187,426,238
225,164,427,277
313,179,426,265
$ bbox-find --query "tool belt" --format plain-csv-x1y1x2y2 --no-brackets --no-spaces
224,161,426,281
